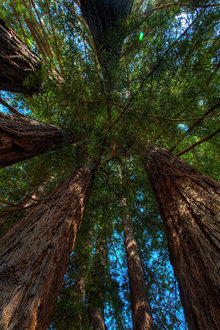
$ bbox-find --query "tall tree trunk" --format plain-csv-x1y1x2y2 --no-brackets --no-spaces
0,19,42,94
118,166,154,330
123,216,154,330
71,228,93,328
88,238,106,330
0,166,94,330
143,144,220,330
0,113,70,168
80,0,133,82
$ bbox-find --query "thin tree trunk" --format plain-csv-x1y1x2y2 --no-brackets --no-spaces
0,19,42,94
0,166,94,330
72,228,93,328
123,215,154,330
118,165,154,330
0,113,70,168
88,238,106,330
143,144,220,330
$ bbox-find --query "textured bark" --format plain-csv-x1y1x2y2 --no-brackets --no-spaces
88,239,106,330
0,19,42,94
124,219,154,330
144,144,220,330
0,166,94,330
0,113,69,168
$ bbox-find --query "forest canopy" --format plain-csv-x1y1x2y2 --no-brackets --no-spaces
0,0,219,329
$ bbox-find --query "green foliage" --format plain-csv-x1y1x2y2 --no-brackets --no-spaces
0,0,219,329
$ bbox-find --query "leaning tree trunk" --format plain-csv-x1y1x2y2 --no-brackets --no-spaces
0,166,94,330
123,217,154,330
88,238,106,330
0,19,42,94
143,144,220,330
0,112,70,168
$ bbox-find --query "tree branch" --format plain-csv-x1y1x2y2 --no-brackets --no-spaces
127,9,206,108
170,100,220,152
146,112,220,122
0,97,24,117
176,128,220,157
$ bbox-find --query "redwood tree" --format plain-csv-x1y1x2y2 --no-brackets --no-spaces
80,0,133,73
0,112,71,168
0,19,42,94
119,166,154,330
0,0,219,328
0,166,94,329
143,144,220,329
124,218,155,330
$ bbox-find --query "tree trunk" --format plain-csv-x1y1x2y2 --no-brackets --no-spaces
123,218,155,330
88,239,106,330
0,113,70,168
143,144,220,330
118,165,154,330
0,166,94,330
0,19,42,94
80,0,133,80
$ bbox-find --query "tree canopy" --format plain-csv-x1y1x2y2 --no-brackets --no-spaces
0,0,219,328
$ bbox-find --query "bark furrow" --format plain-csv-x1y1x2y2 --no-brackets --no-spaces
144,144,220,330
0,19,42,94
0,166,94,329
0,113,69,168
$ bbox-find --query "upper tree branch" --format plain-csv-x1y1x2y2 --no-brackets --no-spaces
170,100,220,152
176,128,220,157
0,96,24,117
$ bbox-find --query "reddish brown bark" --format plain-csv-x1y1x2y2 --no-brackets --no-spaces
0,166,94,330
118,164,154,330
144,144,220,330
124,220,155,330
0,19,42,94
0,113,70,168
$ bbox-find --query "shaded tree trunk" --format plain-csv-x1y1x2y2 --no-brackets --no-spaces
0,166,94,330
0,19,42,94
88,238,106,330
80,0,133,81
143,144,220,330
123,217,154,330
0,113,70,168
